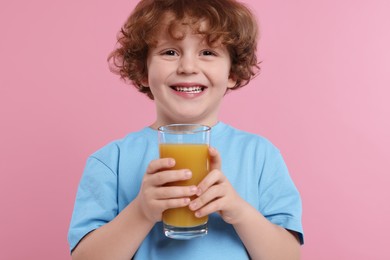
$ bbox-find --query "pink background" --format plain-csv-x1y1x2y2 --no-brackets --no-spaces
1,0,389,259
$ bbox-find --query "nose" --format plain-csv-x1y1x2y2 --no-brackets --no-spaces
177,54,199,74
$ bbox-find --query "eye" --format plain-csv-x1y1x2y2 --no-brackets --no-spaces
162,49,178,56
201,50,216,56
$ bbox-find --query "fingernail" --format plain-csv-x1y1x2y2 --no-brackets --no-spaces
185,170,192,178
190,186,198,193
169,159,175,166
195,211,201,218
189,201,197,210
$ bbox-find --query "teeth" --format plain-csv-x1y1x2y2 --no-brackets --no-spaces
174,86,203,93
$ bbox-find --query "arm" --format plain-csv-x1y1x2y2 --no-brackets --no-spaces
189,147,301,260
71,198,154,260
231,202,301,260
72,158,197,260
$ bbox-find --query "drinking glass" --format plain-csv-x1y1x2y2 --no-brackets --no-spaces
158,124,210,239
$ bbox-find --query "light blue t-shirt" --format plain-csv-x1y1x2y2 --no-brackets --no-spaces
68,122,304,259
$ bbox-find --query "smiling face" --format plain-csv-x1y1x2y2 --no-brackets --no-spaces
143,16,236,128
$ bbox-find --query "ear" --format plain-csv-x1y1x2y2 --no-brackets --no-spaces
227,74,237,89
140,76,149,88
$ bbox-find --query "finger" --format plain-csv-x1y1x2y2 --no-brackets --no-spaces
208,147,221,171
156,185,198,199
162,197,192,210
146,158,175,174
189,184,224,211
196,169,224,196
193,198,224,218
149,169,192,186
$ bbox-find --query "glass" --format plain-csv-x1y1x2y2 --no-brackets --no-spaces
158,124,210,239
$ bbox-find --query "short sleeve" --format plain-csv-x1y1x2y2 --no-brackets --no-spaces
67,156,118,252
259,150,304,244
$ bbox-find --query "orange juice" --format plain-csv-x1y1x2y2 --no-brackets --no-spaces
160,143,209,227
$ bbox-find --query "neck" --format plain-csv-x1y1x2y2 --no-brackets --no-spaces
150,119,219,129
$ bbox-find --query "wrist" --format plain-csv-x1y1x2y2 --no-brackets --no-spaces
230,200,260,226
127,197,157,227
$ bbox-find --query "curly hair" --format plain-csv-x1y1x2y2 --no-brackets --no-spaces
108,0,260,99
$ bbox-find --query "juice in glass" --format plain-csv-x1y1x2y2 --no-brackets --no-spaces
160,143,209,227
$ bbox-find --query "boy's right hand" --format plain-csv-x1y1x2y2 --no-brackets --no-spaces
135,158,198,223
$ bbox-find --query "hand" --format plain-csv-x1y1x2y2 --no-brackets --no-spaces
135,158,198,223
189,147,247,224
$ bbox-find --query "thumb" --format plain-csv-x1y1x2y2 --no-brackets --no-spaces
208,146,221,171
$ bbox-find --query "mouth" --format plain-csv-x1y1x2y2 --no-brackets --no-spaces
170,85,206,94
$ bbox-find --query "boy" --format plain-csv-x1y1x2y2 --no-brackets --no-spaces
68,0,304,259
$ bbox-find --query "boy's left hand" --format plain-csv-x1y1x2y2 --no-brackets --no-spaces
189,147,247,225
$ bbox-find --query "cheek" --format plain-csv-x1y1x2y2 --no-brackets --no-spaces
147,65,164,85
148,61,173,79
211,68,232,86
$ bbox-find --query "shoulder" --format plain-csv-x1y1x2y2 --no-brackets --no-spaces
89,127,156,163
215,122,280,154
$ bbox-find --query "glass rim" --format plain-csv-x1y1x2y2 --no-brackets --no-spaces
158,124,211,134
